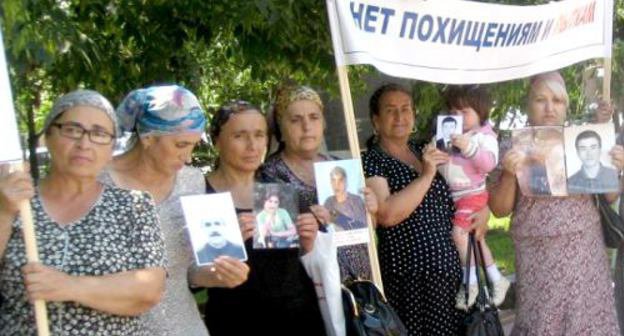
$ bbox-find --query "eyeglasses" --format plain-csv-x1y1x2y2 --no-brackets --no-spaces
52,122,115,145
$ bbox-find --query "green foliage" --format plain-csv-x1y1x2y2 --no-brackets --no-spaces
1,0,623,171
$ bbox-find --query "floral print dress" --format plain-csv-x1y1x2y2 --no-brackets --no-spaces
0,185,166,336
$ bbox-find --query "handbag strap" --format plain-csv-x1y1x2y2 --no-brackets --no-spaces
471,232,496,307
463,231,475,306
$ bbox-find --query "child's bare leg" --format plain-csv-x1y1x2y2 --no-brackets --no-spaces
452,225,470,266
477,234,495,266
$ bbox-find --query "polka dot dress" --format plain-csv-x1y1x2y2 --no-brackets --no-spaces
362,140,463,335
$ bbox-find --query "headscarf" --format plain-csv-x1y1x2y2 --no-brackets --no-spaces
273,84,324,122
41,89,117,136
116,85,206,137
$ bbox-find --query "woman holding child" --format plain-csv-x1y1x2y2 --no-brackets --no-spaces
363,83,489,335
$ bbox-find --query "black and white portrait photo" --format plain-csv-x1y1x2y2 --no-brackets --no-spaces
564,124,619,194
180,193,247,265
436,115,463,153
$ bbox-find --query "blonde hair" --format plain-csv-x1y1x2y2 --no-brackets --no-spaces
528,71,569,108
529,79,569,108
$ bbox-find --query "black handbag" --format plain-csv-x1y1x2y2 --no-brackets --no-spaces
463,232,505,336
339,253,408,336
594,194,624,249
341,280,408,336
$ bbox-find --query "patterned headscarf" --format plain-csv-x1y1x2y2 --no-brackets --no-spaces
42,90,117,136
116,85,206,137
273,84,324,122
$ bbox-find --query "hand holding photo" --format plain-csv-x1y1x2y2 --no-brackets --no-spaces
314,159,370,246
512,126,567,197
253,183,299,249
180,193,247,266
436,115,463,153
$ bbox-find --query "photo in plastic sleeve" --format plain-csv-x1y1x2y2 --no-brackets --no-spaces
512,126,567,197
180,192,247,266
564,123,618,194
314,159,370,247
436,115,463,153
253,183,299,249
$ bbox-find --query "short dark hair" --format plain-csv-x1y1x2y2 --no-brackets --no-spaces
575,130,602,149
368,83,412,120
444,85,491,125
366,83,412,149
442,116,457,125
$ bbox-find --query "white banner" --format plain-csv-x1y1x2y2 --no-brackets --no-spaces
0,28,22,162
326,0,613,84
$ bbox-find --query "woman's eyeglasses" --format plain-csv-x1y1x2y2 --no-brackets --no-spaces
52,122,115,145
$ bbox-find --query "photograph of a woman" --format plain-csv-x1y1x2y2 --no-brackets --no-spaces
254,184,299,248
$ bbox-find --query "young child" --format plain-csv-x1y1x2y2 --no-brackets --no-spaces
437,85,510,310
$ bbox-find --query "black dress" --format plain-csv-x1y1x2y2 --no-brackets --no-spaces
362,140,463,335
203,182,326,336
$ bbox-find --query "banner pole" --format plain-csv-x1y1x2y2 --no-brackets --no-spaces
13,162,50,336
335,65,384,293
0,26,50,335
602,58,617,129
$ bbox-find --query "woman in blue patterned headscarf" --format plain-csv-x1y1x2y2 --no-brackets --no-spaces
101,85,250,336
116,85,207,151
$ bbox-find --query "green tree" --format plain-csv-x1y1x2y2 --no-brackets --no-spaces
1,0,622,173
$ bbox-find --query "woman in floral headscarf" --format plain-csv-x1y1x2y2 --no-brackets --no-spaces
101,85,249,336
260,84,378,283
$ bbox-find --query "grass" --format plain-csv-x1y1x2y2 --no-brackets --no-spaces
486,215,515,275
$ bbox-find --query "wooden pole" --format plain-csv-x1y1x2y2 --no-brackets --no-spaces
335,65,384,293
602,58,620,130
603,57,612,101
13,162,50,336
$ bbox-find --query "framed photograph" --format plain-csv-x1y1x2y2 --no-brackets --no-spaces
253,183,299,249
436,115,463,153
314,159,370,247
564,123,619,194
180,192,247,266
512,126,567,197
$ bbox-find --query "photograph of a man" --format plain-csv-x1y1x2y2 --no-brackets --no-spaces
436,115,463,152
567,129,619,194
196,218,246,265
180,192,248,266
